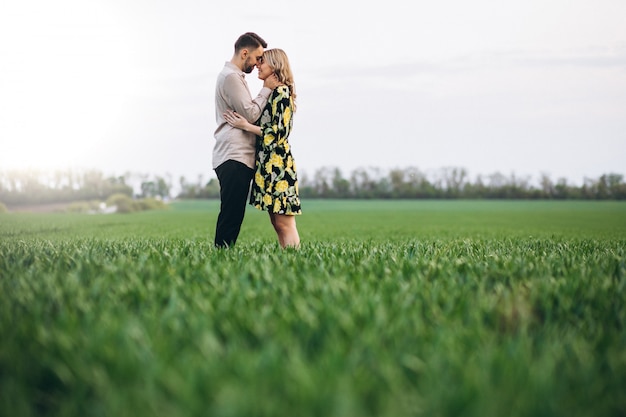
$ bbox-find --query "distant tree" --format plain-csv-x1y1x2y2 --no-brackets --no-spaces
140,181,157,198
155,176,171,199
202,178,220,198
440,167,468,198
539,173,554,198
554,178,570,199
332,168,351,198
350,167,381,198
606,173,626,199
467,174,487,198
313,167,333,198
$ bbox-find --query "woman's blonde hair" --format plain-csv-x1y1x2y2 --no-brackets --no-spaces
263,48,297,111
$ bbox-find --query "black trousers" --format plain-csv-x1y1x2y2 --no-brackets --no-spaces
214,160,254,248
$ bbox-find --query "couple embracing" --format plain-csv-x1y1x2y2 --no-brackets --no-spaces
212,32,301,249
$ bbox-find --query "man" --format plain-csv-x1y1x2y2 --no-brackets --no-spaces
213,32,278,247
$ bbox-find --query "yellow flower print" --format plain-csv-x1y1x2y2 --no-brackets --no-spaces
284,142,290,153
273,200,281,213
263,194,273,206
286,155,293,169
275,180,288,193
264,154,282,172
264,133,275,146
269,154,283,168
255,172,264,188
284,106,291,125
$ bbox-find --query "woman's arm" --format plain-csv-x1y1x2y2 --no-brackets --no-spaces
223,110,262,136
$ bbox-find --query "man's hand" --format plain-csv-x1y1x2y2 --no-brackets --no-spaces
263,74,280,90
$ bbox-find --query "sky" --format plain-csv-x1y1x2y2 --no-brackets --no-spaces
1,0,625,186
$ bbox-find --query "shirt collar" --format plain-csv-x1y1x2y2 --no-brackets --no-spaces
225,61,244,75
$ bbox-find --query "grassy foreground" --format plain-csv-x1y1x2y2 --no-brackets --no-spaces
1,200,625,417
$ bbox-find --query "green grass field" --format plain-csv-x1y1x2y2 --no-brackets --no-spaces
1,200,625,417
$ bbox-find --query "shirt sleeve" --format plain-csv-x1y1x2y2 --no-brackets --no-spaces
223,73,271,123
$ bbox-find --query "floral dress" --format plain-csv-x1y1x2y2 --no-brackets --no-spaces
249,85,302,215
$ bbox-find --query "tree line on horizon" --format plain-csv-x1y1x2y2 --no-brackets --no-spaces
173,166,626,201
1,167,625,207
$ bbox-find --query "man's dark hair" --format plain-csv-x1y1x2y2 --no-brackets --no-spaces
234,32,267,52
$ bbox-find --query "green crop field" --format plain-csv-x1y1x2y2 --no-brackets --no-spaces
1,200,625,417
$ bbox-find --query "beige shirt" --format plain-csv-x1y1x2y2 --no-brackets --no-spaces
213,62,271,169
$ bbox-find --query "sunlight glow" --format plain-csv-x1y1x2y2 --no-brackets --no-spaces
0,1,137,171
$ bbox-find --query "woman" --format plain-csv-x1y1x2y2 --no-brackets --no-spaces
223,48,301,248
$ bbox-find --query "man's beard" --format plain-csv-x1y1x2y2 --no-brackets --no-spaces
243,58,255,74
